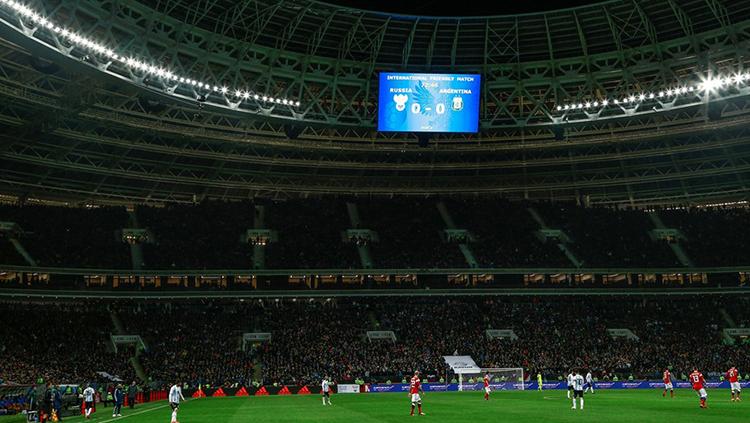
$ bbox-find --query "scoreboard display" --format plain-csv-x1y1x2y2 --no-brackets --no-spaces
377,72,481,133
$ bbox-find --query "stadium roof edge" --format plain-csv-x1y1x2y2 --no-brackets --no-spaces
309,0,618,20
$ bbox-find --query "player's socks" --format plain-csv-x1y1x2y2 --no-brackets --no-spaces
670,390,674,398
418,404,423,415
484,392,489,400
580,398,584,410
410,405,415,416
571,399,576,409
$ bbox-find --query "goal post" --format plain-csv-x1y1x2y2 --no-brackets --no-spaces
458,368,525,391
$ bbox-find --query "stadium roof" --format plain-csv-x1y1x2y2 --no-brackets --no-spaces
125,0,748,65
0,0,748,204
315,0,605,18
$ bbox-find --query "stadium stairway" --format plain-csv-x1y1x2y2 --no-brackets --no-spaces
436,202,479,268
527,207,582,267
253,362,263,385
127,208,144,270
368,310,379,330
110,308,126,335
346,202,374,268
252,205,267,269
109,308,148,382
131,352,147,383
720,309,737,328
719,308,737,344
646,212,694,266
7,235,37,266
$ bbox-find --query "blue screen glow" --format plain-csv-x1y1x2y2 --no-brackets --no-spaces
378,72,481,133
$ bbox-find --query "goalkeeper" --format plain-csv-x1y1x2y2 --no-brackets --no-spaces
537,372,543,391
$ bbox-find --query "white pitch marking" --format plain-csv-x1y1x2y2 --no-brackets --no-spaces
91,402,173,423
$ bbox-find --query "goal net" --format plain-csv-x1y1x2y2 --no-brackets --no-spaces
458,368,525,391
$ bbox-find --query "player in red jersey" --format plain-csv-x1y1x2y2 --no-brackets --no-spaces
726,366,742,402
483,373,491,401
409,371,425,416
689,368,708,408
662,369,674,398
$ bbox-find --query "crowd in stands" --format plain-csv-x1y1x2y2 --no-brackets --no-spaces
0,233,24,265
264,200,360,269
2,201,750,270
445,199,570,267
660,206,750,266
0,204,130,268
138,202,253,269
359,199,466,268
534,203,681,267
0,301,136,386
2,296,749,389
115,302,256,387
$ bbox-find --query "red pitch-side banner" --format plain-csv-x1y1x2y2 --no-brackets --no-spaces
278,386,291,395
212,388,226,397
236,387,249,397
255,386,269,396
192,389,206,398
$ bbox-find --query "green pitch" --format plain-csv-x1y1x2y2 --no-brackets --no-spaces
1,390,745,423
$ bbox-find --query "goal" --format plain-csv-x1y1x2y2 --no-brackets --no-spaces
458,368,525,391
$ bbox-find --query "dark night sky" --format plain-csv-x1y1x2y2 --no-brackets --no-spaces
320,0,606,16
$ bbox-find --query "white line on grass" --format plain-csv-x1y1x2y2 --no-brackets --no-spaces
92,401,173,423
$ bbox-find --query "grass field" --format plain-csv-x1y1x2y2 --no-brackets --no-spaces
1,389,745,423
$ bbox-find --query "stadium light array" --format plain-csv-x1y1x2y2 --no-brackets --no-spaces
0,0,301,108
555,74,750,115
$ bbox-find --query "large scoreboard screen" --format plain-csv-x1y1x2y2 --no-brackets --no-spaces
377,72,481,133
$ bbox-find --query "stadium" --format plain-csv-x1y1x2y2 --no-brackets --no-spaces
0,0,749,421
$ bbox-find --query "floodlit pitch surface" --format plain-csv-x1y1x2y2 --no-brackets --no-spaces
1,390,745,422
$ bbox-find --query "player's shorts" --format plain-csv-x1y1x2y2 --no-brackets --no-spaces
574,390,584,399
170,402,180,410
410,393,421,403
567,385,574,390
696,388,707,398
731,382,741,392
85,401,94,409
322,391,330,398
484,386,491,394
664,383,673,390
